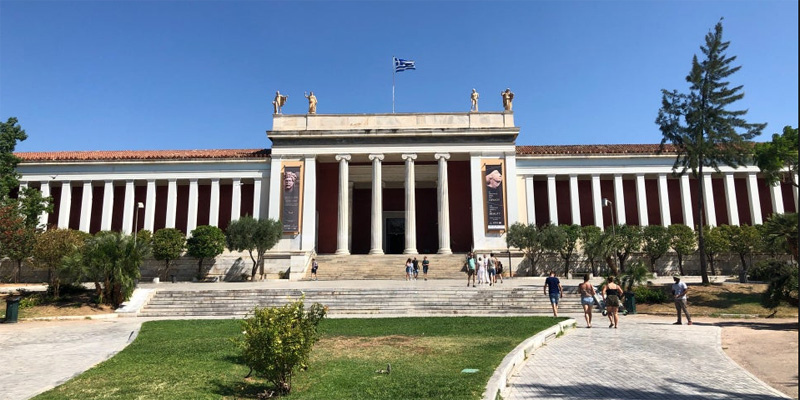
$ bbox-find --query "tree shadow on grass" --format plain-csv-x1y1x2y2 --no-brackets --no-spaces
209,377,274,399
512,379,786,399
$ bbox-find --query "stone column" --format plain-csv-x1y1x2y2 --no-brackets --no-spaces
165,179,177,228
547,175,557,225
402,153,418,254
702,173,717,227
680,175,694,228
435,153,452,254
100,180,113,231
335,154,351,255
231,178,241,221
635,174,648,226
187,178,199,234
301,157,317,251
745,173,762,225
723,173,739,226
122,180,135,234
369,154,385,255
79,181,93,232
144,179,156,232
657,174,671,227
592,175,603,228
793,174,799,211
252,178,262,220
57,181,72,229
525,176,535,225
613,174,626,225
39,182,51,228
209,178,220,227
504,153,520,226
770,182,785,215
569,175,580,226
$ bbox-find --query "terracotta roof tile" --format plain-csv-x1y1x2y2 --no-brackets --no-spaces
16,149,270,162
515,144,678,156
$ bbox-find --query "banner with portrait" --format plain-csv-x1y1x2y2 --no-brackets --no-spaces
281,163,304,233
483,160,506,231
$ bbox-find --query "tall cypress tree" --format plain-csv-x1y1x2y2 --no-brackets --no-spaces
656,20,765,284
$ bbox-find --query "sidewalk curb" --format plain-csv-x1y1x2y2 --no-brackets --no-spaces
483,318,577,400
20,313,119,322
115,288,157,317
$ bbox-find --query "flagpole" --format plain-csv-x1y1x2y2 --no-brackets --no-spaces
392,56,396,114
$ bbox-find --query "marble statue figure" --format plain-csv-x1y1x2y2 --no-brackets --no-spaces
304,91,317,114
501,88,514,111
470,89,479,112
272,91,288,114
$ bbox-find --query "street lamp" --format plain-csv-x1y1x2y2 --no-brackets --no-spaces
602,198,618,274
134,202,144,245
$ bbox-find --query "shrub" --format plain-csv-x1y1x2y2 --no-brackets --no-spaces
759,260,799,308
633,285,670,304
233,298,327,395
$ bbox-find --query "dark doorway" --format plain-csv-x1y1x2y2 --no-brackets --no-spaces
386,217,405,254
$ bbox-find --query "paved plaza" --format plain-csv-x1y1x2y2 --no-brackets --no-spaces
505,315,790,399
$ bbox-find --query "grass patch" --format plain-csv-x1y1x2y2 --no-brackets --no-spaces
33,317,562,400
636,283,798,318
1,290,113,319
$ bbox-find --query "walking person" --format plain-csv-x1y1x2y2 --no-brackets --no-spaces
405,258,413,281
487,253,496,286
466,253,476,287
310,258,318,281
476,255,486,285
495,259,504,284
578,274,596,328
672,274,693,325
602,276,623,328
422,256,430,281
412,257,420,281
544,271,563,317
482,254,491,285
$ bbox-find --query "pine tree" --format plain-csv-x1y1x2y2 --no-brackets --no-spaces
656,20,765,284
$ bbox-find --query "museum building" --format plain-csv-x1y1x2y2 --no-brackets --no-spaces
14,111,799,277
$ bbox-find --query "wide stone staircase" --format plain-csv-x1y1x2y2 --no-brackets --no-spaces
137,286,585,317
304,254,472,280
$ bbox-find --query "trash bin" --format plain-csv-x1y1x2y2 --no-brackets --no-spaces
623,292,636,315
171,274,177,283
5,296,21,323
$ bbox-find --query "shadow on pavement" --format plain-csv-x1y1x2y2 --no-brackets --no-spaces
512,379,787,399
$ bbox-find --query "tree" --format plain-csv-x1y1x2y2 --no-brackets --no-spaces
152,228,186,280
657,20,765,284
186,225,226,279
754,126,798,188
703,225,728,276
614,224,642,274
0,117,52,228
668,224,696,276
31,228,89,297
554,224,581,277
580,225,603,277
226,216,283,280
0,204,36,283
506,223,558,276
760,212,798,261
641,225,670,273
719,224,761,283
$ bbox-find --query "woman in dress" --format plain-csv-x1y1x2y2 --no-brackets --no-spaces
578,274,596,328
405,258,413,281
602,276,623,328
476,255,485,285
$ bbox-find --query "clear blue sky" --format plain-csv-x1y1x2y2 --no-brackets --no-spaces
1,1,797,152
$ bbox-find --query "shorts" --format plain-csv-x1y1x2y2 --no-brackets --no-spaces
311,268,318,273
423,267,428,274
549,293,560,305
606,295,620,308
488,268,496,276
406,267,413,274
467,269,475,276
581,296,594,306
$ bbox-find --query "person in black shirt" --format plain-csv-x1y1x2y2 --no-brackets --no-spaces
544,271,563,317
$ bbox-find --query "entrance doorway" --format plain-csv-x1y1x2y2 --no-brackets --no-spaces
385,217,405,254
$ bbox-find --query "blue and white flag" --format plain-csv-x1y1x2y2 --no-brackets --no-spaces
394,57,416,72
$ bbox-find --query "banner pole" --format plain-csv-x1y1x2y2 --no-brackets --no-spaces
392,56,396,113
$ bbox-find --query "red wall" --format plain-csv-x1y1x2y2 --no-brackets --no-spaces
667,178,684,225
577,179,594,226
645,179,661,226
555,180,571,224
622,179,638,225
447,161,473,252
316,162,339,254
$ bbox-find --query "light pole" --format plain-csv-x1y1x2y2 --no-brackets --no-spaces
603,198,618,274
134,202,144,245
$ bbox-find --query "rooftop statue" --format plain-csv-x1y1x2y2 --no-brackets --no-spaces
272,91,288,114
470,88,479,112
304,91,317,115
501,88,514,111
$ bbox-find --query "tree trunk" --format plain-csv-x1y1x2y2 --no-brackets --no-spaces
590,260,598,277
564,256,570,277
739,254,749,283
249,251,258,281
605,256,617,276
14,259,22,283
696,165,710,284
197,259,204,279
677,253,685,276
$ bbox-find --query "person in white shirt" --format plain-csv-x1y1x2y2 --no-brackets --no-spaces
672,274,692,325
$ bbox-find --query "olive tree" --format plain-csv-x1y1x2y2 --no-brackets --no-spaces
642,225,670,273
187,225,226,279
31,228,89,297
719,224,761,283
554,224,581,277
152,228,186,280
668,224,696,276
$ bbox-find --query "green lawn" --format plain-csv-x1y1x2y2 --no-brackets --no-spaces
34,317,562,400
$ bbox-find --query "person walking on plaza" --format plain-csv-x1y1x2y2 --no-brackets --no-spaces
310,258,318,281
476,255,486,285
422,256,430,280
578,274,596,328
405,258,413,281
544,271,562,317
672,274,693,325
482,254,491,285
466,252,476,287
412,257,420,281
602,276,623,328
495,259,504,284
487,253,496,286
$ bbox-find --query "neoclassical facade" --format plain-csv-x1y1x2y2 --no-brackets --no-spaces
15,111,799,276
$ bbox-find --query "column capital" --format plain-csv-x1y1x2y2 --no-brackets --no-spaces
210,177,220,183
434,153,450,161
569,174,578,179
401,153,417,161
368,154,384,161
335,154,351,162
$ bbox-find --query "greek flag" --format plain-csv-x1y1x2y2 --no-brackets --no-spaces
394,57,416,72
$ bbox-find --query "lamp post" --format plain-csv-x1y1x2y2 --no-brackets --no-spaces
602,198,618,274
134,202,144,245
